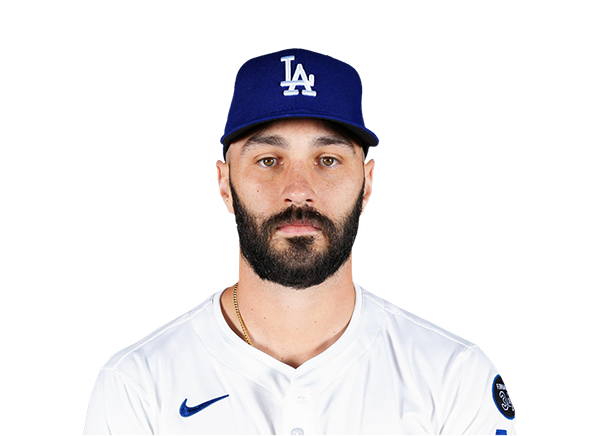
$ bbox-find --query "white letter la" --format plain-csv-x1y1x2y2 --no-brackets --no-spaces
280,55,316,97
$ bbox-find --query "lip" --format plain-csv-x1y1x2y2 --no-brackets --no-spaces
277,222,320,235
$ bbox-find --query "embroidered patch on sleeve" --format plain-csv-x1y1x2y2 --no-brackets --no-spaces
492,375,515,419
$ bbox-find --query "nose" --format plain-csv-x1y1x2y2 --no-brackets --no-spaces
282,162,315,206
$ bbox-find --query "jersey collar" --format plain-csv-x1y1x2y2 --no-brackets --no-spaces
193,284,384,392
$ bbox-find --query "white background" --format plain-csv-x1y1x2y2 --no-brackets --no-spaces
0,0,600,435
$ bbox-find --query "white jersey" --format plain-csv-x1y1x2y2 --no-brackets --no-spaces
84,285,516,435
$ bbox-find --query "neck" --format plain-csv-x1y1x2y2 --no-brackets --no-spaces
221,255,356,368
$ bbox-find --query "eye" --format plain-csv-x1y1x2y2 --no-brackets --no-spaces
320,157,339,167
259,157,278,168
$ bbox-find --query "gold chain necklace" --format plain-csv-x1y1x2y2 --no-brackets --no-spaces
233,283,253,346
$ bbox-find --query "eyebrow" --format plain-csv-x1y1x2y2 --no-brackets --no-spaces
240,133,356,156
313,134,356,155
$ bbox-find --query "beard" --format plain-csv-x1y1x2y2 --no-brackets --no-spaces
230,179,364,289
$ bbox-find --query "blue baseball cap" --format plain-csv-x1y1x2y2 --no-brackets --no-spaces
221,48,378,157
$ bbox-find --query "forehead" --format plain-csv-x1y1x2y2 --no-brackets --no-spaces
227,118,363,160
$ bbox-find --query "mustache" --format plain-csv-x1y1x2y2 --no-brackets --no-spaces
261,205,337,237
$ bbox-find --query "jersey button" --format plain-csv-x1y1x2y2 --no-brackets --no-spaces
290,428,304,435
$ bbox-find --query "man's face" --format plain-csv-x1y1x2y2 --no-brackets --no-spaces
218,119,375,289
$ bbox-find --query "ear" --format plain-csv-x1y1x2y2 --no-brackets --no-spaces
216,160,235,214
361,159,375,213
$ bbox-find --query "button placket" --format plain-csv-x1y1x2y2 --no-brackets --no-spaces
282,384,313,435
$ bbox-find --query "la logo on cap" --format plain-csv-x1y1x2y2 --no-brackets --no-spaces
280,55,316,97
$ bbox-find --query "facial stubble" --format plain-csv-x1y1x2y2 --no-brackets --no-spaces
230,178,364,289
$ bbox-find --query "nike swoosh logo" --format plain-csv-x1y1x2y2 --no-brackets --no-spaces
179,395,229,417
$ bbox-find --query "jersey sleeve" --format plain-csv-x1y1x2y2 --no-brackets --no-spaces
84,367,155,435
440,345,516,435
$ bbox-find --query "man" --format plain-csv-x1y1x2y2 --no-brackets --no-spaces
84,48,516,434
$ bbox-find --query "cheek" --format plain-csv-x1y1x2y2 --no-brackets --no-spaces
317,180,361,218
242,183,280,212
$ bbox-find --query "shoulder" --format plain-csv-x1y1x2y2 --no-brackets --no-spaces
359,287,514,432
359,287,498,380
85,292,225,434
102,293,216,372
362,288,476,350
